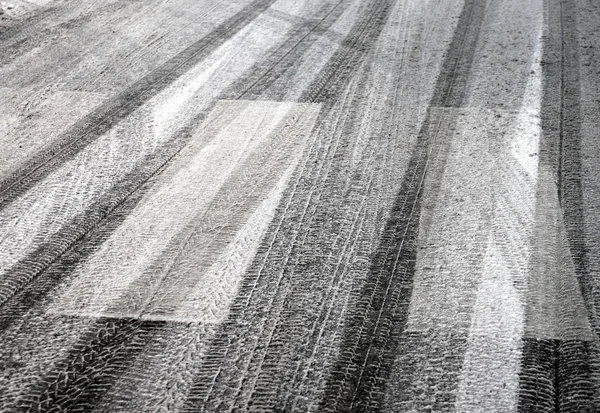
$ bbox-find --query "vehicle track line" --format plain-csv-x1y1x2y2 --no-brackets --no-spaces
319,0,486,410
0,2,363,409
182,0,400,409
0,0,354,329
518,0,597,411
0,0,277,211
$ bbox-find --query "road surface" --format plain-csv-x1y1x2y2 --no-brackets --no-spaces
1,0,599,411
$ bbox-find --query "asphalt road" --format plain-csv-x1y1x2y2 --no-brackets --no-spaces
1,0,600,411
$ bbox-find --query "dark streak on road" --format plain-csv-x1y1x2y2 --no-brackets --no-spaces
318,0,486,410
0,0,277,210
0,0,353,329
4,0,596,410
0,0,146,68
318,0,485,407
183,0,401,410
0,1,374,408
15,318,164,413
518,0,597,411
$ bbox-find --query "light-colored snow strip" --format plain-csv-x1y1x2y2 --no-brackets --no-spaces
0,1,303,277
151,162,297,324
404,21,547,412
279,0,364,101
48,100,320,323
453,24,589,411
454,31,543,413
455,235,524,412
404,107,499,332
524,164,595,341
270,0,334,18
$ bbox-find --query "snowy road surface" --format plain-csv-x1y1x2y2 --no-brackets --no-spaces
1,0,600,411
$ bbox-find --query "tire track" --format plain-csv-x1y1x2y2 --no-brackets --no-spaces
0,2,363,409
0,0,145,68
0,0,277,211
319,0,486,410
235,0,362,101
518,0,598,411
0,0,353,330
298,0,393,105
12,318,164,413
182,1,402,410
0,0,337,318
284,4,459,404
